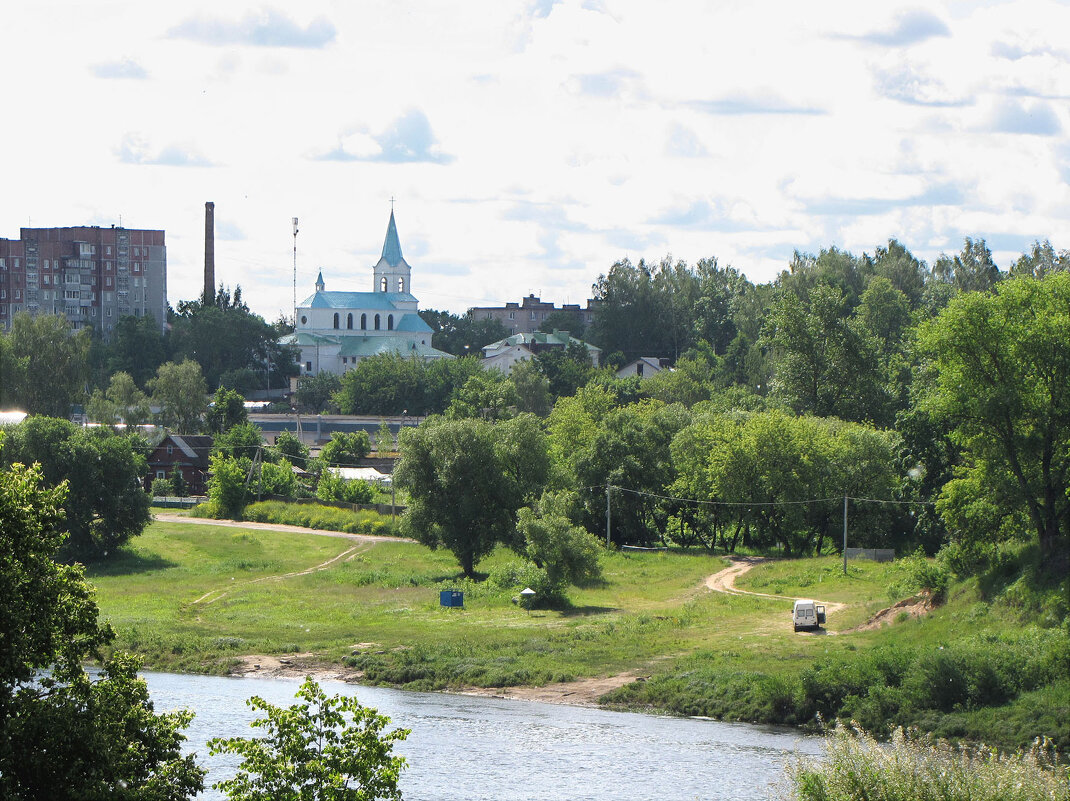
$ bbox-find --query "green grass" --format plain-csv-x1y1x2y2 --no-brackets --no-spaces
87,521,1068,750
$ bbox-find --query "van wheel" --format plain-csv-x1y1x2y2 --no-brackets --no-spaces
793,625,799,633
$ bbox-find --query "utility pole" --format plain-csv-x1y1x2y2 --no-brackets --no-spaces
605,485,612,547
842,495,848,575
292,217,299,328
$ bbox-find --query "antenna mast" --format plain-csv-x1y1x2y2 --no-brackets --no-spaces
292,217,299,328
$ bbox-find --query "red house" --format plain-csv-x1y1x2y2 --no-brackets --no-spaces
146,434,213,496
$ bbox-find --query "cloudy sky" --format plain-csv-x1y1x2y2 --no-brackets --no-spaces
2,1,1068,321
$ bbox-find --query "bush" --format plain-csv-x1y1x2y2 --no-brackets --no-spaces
151,477,174,497
788,723,1067,801
888,547,950,603
242,500,397,537
317,470,375,505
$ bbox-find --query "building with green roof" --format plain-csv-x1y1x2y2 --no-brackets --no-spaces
279,211,452,376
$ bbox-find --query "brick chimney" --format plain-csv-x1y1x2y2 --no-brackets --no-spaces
204,201,215,304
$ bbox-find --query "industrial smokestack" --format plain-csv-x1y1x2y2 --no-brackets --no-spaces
204,201,215,305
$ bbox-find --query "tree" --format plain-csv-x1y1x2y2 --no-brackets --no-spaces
106,313,167,388
446,370,519,420
207,453,249,519
395,415,548,576
208,677,408,801
212,422,265,461
515,492,603,604
538,309,587,338
535,341,595,398
294,371,341,414
1011,240,1070,278
320,430,371,466
273,430,310,465
418,308,508,355
150,360,208,432
0,417,151,561
508,358,552,416
918,274,1070,558
317,471,374,505
932,237,1002,293
205,386,249,434
169,289,296,391
87,371,152,428
6,312,91,417
0,444,204,799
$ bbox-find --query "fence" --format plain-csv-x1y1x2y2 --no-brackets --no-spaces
844,547,895,562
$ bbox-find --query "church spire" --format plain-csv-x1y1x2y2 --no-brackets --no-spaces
315,271,324,292
381,210,404,267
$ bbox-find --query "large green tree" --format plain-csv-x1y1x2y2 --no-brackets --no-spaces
5,312,91,417
0,417,151,561
149,359,208,432
919,274,1070,557
395,415,549,576
0,443,204,799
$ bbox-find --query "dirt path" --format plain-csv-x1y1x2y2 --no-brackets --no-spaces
153,512,411,544
704,556,847,614
191,544,369,606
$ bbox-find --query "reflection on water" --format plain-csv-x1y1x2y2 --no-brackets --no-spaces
144,671,821,801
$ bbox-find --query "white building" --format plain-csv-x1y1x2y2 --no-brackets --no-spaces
481,330,601,374
281,212,452,376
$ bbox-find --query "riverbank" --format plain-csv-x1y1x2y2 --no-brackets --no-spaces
87,516,1068,750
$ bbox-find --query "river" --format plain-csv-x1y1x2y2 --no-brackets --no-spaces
144,671,821,801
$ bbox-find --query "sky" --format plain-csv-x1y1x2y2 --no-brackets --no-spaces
2,1,1068,322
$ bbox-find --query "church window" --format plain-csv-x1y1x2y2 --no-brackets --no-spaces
300,315,307,325
380,277,387,292
398,277,405,292
374,314,380,330
387,314,394,330
347,313,353,329
333,313,339,329
361,313,367,330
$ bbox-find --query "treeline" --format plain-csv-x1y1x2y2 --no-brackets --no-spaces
391,237,1069,578
0,286,298,419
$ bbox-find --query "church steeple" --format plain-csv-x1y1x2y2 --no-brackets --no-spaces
373,209,412,294
315,271,325,292
381,210,404,267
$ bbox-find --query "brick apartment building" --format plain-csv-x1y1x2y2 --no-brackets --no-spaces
468,294,599,336
0,225,166,338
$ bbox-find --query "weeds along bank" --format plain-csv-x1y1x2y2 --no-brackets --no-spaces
88,520,1068,752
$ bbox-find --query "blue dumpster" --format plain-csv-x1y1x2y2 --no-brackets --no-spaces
440,590,464,608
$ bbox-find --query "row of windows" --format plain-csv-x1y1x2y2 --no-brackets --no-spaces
333,312,393,331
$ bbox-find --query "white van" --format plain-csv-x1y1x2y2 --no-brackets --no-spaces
792,599,826,632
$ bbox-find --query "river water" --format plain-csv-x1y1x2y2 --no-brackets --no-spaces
144,671,820,801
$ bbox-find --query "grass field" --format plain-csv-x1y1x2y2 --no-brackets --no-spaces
87,517,1068,749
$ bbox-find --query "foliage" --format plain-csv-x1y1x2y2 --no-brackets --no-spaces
87,371,153,428
258,459,301,499
106,313,168,388
919,274,1070,558
514,492,604,605
509,358,552,416
294,371,341,414
0,444,204,799
169,465,188,497
213,421,265,461
376,420,394,456
317,470,375,505
334,353,483,417
151,476,174,497
535,341,596,398
446,369,518,420
418,308,508,355
207,453,249,519
240,501,397,536
570,400,692,547
150,360,208,433
395,414,549,576
205,386,249,434
208,677,409,801
3,312,91,417
170,288,297,391
670,410,902,555
0,416,151,560
273,430,310,465
788,723,1067,801
321,430,371,466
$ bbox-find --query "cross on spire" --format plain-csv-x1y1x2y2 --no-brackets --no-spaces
390,196,395,211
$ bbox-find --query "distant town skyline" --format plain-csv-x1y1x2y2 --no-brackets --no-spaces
3,1,1068,322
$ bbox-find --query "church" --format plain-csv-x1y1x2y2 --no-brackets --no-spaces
282,211,452,376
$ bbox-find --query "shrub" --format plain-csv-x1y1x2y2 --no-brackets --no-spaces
151,477,174,497
317,470,375,505
788,723,1067,801
242,500,397,537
